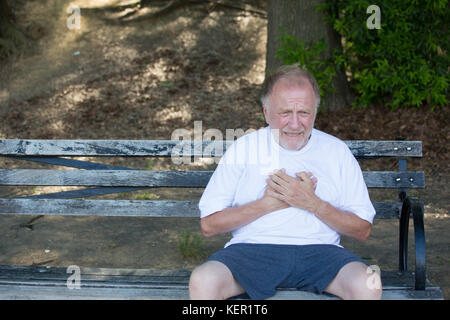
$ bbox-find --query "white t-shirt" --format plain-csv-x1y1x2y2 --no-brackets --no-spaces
199,126,376,248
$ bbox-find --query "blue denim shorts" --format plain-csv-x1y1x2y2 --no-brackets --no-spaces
207,243,368,300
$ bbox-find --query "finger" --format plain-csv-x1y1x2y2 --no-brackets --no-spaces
273,169,295,183
266,178,286,193
296,172,315,189
266,186,285,200
305,172,318,188
269,173,290,188
296,171,311,182
295,171,313,181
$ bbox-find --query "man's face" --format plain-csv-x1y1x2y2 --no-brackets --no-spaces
263,79,317,151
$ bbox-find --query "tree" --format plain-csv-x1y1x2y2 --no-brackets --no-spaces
0,0,15,37
0,0,26,59
265,0,352,111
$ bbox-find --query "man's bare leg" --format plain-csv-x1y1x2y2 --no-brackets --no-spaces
324,261,382,300
189,260,245,300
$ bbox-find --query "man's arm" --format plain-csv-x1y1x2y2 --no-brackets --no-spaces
312,200,371,242
267,170,371,242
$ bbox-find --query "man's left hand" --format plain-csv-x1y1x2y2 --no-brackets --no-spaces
266,169,322,214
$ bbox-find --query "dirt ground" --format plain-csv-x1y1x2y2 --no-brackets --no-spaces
0,0,448,299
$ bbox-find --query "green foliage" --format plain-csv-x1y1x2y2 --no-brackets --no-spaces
277,0,449,110
321,0,449,109
276,34,337,109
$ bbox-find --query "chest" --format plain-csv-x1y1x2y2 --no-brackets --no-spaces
233,155,342,206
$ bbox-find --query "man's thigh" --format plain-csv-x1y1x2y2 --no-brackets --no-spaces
189,260,245,299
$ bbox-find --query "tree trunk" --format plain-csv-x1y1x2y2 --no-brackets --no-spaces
266,0,352,111
0,0,15,37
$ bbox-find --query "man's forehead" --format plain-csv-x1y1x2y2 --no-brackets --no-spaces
271,78,315,99
274,76,313,90
271,81,315,103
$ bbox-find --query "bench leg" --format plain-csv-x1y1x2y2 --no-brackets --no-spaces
399,196,426,290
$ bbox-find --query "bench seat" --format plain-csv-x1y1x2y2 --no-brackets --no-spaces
0,265,443,300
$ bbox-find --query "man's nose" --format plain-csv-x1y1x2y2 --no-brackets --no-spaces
288,114,301,129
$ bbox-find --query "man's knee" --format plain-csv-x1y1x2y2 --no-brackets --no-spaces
345,263,382,300
189,263,218,299
189,261,241,300
326,262,382,300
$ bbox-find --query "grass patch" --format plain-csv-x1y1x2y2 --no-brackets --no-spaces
177,230,205,260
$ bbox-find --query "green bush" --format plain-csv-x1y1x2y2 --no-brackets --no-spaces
277,0,449,110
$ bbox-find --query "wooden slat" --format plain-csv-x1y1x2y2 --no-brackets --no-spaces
362,171,424,188
0,170,211,187
0,199,199,217
345,140,422,157
0,266,191,284
0,140,203,157
373,202,401,219
1,266,428,289
0,139,422,157
0,170,424,188
0,199,402,219
0,266,443,300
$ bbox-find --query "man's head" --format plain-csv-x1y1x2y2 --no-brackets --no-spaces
260,64,320,151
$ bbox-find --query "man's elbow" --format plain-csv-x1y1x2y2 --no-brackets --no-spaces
200,218,216,238
356,223,372,242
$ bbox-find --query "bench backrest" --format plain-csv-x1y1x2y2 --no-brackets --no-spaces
0,139,423,219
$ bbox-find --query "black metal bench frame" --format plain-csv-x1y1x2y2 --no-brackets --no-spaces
0,139,443,299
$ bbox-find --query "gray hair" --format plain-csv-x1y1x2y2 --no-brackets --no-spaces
260,64,321,110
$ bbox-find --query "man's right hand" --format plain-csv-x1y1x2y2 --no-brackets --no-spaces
261,184,290,212
262,171,318,212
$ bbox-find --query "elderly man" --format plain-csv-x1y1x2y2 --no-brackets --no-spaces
189,64,382,300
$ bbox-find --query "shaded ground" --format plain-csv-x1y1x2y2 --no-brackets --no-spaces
0,0,448,298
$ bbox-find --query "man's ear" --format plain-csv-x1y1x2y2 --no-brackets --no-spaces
263,105,269,125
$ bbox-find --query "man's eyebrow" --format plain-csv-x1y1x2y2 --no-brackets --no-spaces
278,105,293,111
279,107,310,113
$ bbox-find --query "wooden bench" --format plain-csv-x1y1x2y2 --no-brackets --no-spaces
0,139,443,300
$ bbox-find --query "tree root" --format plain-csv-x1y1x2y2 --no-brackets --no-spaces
122,0,189,21
82,0,266,22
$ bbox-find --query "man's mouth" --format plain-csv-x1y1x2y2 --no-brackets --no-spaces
283,132,303,138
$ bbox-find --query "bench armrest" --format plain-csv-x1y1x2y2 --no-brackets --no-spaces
399,196,426,290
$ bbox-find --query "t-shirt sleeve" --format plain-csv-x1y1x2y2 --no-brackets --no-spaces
338,147,376,224
198,141,245,218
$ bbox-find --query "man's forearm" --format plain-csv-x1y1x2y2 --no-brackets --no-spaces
200,199,280,238
313,200,372,242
